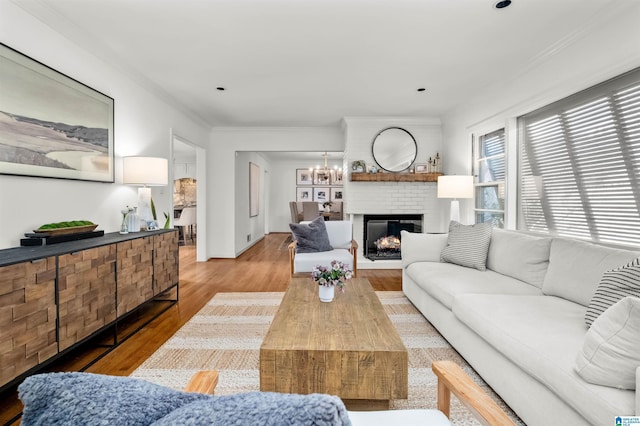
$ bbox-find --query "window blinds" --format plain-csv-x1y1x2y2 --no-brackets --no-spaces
518,68,640,247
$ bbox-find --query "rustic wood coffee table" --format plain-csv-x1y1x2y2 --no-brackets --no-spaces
260,277,408,410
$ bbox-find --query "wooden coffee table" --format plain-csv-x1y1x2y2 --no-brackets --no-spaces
259,277,408,410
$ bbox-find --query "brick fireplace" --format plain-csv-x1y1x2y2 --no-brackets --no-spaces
341,117,444,268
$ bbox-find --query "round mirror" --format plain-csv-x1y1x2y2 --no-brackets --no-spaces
372,127,417,172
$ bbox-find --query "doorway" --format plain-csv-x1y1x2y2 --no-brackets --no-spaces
171,131,207,261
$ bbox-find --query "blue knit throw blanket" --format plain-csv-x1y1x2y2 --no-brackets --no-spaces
19,372,352,425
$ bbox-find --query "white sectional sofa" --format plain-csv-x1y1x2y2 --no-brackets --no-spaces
401,227,639,426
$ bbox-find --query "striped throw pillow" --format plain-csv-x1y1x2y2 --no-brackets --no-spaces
440,221,492,271
585,258,640,327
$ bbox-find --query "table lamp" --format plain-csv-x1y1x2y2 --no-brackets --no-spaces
123,156,169,224
437,175,474,223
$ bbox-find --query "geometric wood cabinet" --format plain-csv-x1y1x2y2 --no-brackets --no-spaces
0,257,57,388
0,229,178,392
153,231,179,296
57,245,117,351
117,237,153,316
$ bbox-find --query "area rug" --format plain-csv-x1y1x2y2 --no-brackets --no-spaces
131,291,523,425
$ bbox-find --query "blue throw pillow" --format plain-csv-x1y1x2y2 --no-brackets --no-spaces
19,372,352,426
155,391,352,425
19,372,208,425
289,216,333,253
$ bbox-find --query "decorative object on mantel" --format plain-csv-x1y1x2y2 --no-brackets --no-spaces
371,127,417,172
427,152,442,173
311,260,353,303
123,156,169,227
350,172,442,182
437,175,474,222
415,163,428,173
351,160,366,172
322,201,333,212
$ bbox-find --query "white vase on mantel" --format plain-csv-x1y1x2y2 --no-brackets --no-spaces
318,285,335,303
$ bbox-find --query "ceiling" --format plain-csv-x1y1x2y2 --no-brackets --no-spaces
12,0,626,128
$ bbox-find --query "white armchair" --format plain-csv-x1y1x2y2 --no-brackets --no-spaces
289,220,358,276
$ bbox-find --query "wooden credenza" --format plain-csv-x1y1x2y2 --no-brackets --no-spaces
0,229,179,392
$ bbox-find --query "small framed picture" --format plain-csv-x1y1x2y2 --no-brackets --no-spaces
296,187,312,201
330,188,343,201
296,168,313,185
313,187,330,202
331,169,343,185
313,169,331,185
415,163,429,173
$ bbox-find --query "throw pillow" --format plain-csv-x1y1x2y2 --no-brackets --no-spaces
585,257,640,327
440,221,492,271
575,296,640,390
289,216,333,253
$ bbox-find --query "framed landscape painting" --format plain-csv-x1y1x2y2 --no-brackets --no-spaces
0,43,115,182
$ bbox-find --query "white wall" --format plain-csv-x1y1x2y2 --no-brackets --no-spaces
234,152,270,253
440,2,640,227
208,127,343,257
0,1,210,249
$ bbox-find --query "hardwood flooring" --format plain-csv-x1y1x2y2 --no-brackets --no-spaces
0,233,401,425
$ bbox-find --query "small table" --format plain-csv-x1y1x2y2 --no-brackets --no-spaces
260,278,408,410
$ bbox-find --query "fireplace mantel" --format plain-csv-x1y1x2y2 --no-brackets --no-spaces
350,172,442,182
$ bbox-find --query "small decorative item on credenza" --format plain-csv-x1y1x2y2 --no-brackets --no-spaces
311,260,353,302
120,207,130,234
21,220,103,246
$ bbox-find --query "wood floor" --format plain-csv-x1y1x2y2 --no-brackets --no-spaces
0,233,401,425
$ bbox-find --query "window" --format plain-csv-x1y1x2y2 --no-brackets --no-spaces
473,129,506,227
518,67,640,247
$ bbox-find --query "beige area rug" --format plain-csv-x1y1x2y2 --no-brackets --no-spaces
131,291,524,425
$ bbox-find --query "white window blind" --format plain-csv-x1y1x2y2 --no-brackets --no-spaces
518,68,640,247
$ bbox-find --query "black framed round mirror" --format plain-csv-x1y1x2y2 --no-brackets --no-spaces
371,127,417,172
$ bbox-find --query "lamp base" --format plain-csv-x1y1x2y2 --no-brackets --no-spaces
138,187,153,224
450,199,460,223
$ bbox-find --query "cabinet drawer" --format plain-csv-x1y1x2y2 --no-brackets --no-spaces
153,231,178,295
117,237,153,316
0,257,57,388
58,246,116,351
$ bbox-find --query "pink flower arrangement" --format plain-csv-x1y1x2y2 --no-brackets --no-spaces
311,260,353,291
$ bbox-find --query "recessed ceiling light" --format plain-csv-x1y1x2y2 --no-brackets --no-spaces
417,88,426,92
495,0,512,9
216,87,225,91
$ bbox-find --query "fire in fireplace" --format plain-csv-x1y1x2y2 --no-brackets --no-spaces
364,214,422,260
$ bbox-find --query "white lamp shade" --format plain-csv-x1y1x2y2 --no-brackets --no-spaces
123,157,168,186
437,175,474,199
